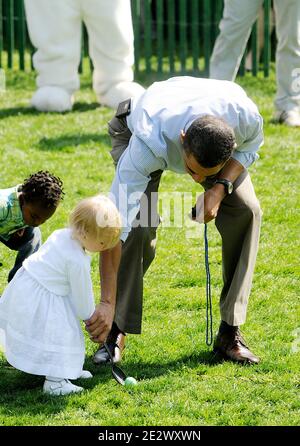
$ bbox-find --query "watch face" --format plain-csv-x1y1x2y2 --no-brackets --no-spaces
216,179,233,194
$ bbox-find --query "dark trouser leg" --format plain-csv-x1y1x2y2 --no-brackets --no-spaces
0,227,41,282
93,113,162,364
114,170,162,334
108,114,163,334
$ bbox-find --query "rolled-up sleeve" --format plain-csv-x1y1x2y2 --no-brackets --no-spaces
232,114,264,169
109,134,166,243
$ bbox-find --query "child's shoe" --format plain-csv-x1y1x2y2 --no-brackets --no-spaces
43,378,83,396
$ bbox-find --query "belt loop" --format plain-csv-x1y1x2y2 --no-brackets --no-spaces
115,99,131,119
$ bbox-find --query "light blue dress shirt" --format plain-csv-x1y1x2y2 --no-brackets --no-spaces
110,76,264,242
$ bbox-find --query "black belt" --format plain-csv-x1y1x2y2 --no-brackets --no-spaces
116,99,131,119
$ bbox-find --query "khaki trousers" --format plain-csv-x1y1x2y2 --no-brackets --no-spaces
108,115,262,334
210,0,300,112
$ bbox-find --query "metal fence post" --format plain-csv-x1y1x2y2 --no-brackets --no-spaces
17,0,26,70
167,0,175,74
131,0,141,75
179,0,187,73
251,22,258,77
7,0,14,69
239,52,246,77
264,0,271,77
191,0,199,72
144,0,152,75
156,0,164,74
212,0,223,44
78,24,84,74
203,0,211,76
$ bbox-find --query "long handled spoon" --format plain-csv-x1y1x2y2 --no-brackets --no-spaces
104,342,127,385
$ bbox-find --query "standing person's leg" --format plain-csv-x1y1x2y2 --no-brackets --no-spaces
210,0,262,81
210,171,262,363
24,0,82,111
0,227,41,282
93,115,162,364
273,0,300,126
114,170,162,334
82,0,144,108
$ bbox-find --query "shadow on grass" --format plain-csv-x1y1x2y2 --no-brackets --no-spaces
37,133,110,151
0,106,39,120
0,358,112,417
0,349,223,392
0,102,102,120
72,102,101,112
0,349,223,417
89,349,224,383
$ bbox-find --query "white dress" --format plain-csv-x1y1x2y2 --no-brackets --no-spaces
0,228,95,379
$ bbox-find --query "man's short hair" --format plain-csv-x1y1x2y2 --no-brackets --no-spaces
183,115,236,167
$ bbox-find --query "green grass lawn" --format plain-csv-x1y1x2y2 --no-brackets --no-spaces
0,67,299,426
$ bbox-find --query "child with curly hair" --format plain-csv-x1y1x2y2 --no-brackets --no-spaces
0,195,122,396
0,171,64,282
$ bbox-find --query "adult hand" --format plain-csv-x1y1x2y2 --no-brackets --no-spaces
85,301,114,343
191,184,226,223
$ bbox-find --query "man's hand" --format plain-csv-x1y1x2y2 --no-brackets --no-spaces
203,184,227,222
85,301,114,343
191,184,226,223
191,158,245,223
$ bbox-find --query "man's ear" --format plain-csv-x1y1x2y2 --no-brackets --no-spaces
180,130,185,143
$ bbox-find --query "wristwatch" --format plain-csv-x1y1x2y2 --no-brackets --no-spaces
214,179,233,195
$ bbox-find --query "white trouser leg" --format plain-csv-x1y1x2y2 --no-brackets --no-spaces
273,0,300,112
210,0,263,80
82,0,144,107
24,0,82,93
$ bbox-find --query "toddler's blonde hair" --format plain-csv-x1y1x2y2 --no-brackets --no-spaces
69,195,122,248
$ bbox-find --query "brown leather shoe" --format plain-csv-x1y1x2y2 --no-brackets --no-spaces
93,332,125,364
213,327,260,365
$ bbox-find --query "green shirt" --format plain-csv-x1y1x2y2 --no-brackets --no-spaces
0,185,27,241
